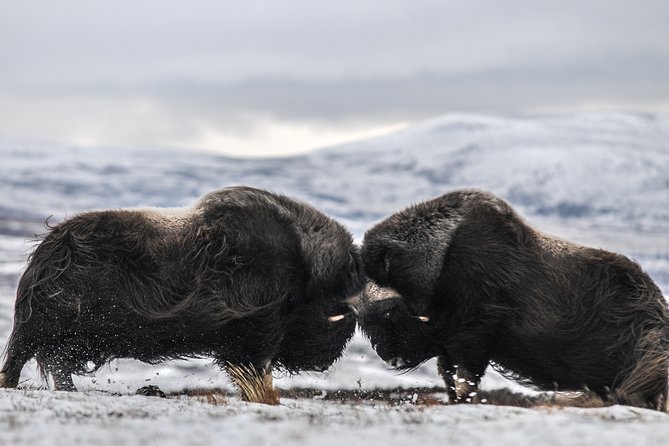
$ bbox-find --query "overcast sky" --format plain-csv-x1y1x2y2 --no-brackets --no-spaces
1,0,668,156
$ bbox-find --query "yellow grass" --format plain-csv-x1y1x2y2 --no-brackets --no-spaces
226,363,280,405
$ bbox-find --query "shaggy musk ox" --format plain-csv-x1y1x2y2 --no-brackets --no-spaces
358,189,669,410
0,187,363,402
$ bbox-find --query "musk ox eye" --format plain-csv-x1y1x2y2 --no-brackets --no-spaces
328,314,346,322
412,315,430,322
383,311,392,319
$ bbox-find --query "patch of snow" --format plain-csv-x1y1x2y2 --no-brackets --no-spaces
1,389,668,446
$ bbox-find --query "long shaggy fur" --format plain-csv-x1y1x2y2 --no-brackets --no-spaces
0,186,362,399
359,189,669,410
226,363,280,405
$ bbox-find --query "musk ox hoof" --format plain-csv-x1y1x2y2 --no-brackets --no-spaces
0,372,15,388
387,357,406,368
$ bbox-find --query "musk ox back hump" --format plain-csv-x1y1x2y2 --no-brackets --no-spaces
197,187,362,299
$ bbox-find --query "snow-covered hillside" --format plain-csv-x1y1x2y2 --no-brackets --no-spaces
0,112,668,445
3,113,669,237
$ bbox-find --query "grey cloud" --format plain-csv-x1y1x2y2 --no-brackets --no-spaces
1,0,669,152
13,48,669,124
2,0,669,87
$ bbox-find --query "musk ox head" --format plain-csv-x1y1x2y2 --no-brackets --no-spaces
275,244,363,373
258,191,365,373
276,299,357,372
357,283,438,369
357,194,469,368
360,200,462,314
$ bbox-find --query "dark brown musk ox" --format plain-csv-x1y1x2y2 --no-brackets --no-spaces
0,186,363,403
358,189,669,410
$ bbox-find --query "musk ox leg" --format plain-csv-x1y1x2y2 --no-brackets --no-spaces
0,353,30,389
437,344,490,403
613,329,669,411
36,354,77,391
0,357,28,389
0,326,36,388
224,362,279,405
438,355,487,404
453,366,483,404
51,367,76,392
437,356,488,404
614,374,668,411
437,356,458,403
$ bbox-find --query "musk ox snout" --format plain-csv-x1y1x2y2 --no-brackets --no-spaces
358,296,438,370
274,300,358,373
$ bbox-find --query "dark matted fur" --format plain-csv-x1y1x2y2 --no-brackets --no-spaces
0,186,362,392
359,189,669,410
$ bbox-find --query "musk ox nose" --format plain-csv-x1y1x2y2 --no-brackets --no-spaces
387,357,406,367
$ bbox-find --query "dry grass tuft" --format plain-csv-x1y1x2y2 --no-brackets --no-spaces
475,388,609,409
416,395,444,406
184,388,229,406
280,387,448,406
278,386,611,409
542,392,608,409
226,364,280,405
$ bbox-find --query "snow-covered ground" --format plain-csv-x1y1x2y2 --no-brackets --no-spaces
3,389,669,446
0,112,668,445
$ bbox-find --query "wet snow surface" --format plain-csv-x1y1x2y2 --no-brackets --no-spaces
0,112,668,445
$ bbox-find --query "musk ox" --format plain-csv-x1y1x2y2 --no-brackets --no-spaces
0,186,362,403
358,189,669,410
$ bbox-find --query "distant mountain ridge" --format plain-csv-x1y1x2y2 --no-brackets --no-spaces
1,112,667,247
